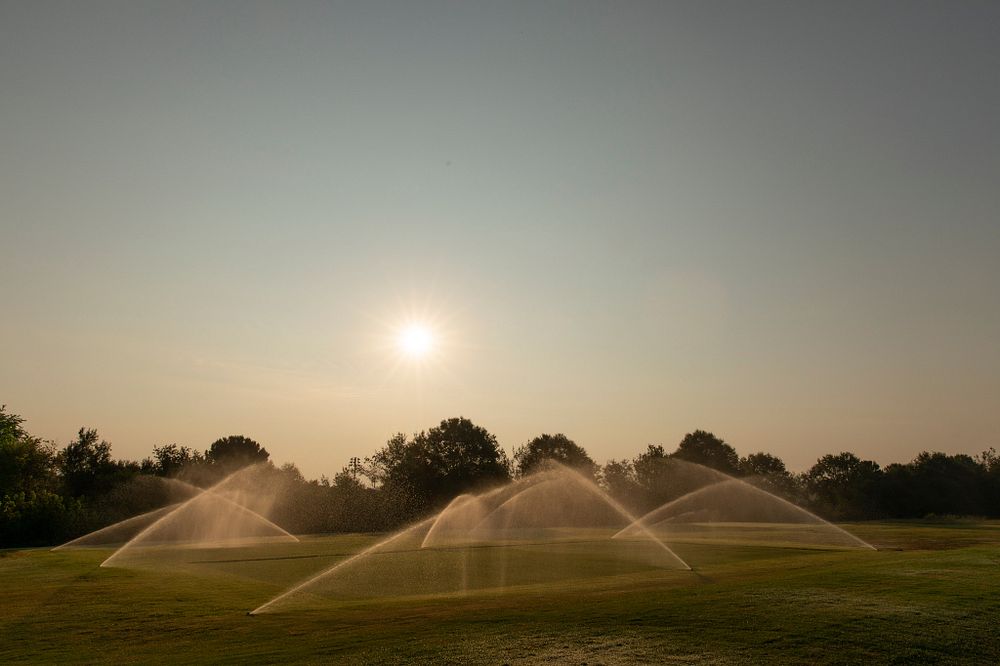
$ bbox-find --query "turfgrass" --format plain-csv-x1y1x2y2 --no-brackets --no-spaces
2,522,999,664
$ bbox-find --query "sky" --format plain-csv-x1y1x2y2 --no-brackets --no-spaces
2,1,998,477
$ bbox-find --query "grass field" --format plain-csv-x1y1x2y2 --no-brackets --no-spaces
2,521,999,664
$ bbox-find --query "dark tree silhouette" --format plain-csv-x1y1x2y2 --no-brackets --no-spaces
979,448,1000,516
148,443,203,477
59,428,116,497
513,433,597,478
367,417,510,516
739,452,797,496
206,435,269,471
911,452,983,516
602,442,741,513
882,452,985,518
673,430,741,476
632,445,667,482
805,452,882,519
740,452,787,477
600,458,640,507
632,445,691,506
0,405,55,496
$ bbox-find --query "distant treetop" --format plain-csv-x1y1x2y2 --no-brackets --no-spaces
513,433,597,478
206,435,269,471
673,430,740,476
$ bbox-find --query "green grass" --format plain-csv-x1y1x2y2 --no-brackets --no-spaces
2,522,999,664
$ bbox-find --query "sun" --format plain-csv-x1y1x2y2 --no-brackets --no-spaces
397,323,434,359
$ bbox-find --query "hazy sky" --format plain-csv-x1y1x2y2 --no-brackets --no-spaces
2,1,998,476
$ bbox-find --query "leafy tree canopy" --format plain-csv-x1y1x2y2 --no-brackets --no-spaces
807,452,881,486
368,417,510,513
631,444,669,490
0,405,55,496
805,452,883,519
513,433,597,478
673,430,740,475
907,452,984,516
740,452,788,477
738,452,798,497
59,428,116,497
205,435,269,471
148,443,203,477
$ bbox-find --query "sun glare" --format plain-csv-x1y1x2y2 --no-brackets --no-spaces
398,323,434,359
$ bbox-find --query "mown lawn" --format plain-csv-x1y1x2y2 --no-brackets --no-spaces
1,522,998,664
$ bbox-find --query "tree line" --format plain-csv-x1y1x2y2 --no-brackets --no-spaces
2,405,998,548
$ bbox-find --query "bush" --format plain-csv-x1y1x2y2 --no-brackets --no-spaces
0,490,86,547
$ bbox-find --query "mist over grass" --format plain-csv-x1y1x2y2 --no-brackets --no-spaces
3,523,999,663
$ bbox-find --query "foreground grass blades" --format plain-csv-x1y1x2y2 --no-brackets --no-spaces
2,522,999,664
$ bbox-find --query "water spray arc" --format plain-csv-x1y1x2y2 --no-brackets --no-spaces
60,460,875,616
252,462,693,614
53,504,182,551
467,464,690,569
613,473,876,551
100,465,299,568
53,476,205,551
420,494,487,549
250,516,438,615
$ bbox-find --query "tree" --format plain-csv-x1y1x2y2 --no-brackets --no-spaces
367,417,510,517
976,447,999,473
1,489,85,547
365,432,408,488
147,443,203,477
805,452,883,519
739,452,798,496
600,458,640,506
673,430,740,475
977,448,1000,517
879,462,917,518
278,461,305,484
600,459,648,513
628,443,732,512
0,406,56,496
907,452,984,517
206,435,269,472
513,433,597,478
629,444,677,506
59,428,116,497
740,452,787,477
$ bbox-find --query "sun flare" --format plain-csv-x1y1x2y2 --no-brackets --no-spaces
397,323,434,359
